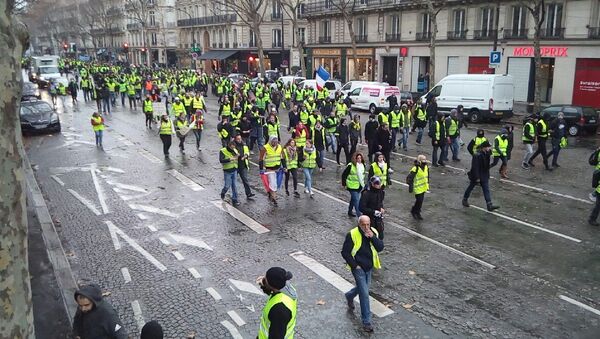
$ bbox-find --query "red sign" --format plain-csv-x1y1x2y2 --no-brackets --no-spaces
400,47,408,57
468,56,494,74
572,58,600,108
512,46,568,57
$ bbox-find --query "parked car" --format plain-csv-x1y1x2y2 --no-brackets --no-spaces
420,74,514,123
20,99,61,134
270,75,306,89
22,82,41,101
227,73,246,83
340,81,388,97
298,79,342,99
347,84,401,114
539,105,599,136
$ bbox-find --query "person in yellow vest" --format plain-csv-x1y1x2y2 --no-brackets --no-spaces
399,103,412,151
341,215,384,333
233,134,256,199
256,267,297,339
182,92,194,119
192,92,205,114
407,154,429,220
299,139,317,198
191,110,204,151
90,112,104,148
127,82,137,110
219,139,241,206
521,115,537,169
171,97,186,118
259,136,284,205
158,114,173,157
342,152,366,217
175,114,188,152
388,105,402,151
217,116,234,147
467,129,488,156
283,139,300,197
143,95,154,129
529,112,553,171
335,100,348,118
490,128,510,179
368,152,390,188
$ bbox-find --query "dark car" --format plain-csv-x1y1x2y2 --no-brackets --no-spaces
20,100,61,134
539,105,599,136
22,82,41,101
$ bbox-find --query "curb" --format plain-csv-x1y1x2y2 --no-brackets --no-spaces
24,155,78,323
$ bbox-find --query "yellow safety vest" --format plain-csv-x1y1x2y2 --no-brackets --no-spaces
522,122,534,142
447,119,458,137
371,162,388,187
220,147,239,170
264,144,282,168
193,97,204,109
301,150,317,169
492,135,508,157
294,129,307,148
538,120,548,138
284,149,298,169
172,102,185,116
218,124,230,140
336,102,347,117
143,100,153,113
159,120,173,135
345,163,361,190
401,110,412,128
416,108,426,121
347,227,381,270
389,111,401,128
299,111,309,124
266,123,279,139
258,289,297,339
221,104,231,117
183,96,193,106
411,165,429,195
91,116,104,131
378,112,388,125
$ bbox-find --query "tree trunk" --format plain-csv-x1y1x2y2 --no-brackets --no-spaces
346,18,359,81
292,17,306,77
532,20,542,113
429,13,438,89
0,2,35,337
255,22,266,76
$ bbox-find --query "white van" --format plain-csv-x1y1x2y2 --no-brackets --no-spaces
420,74,514,122
340,81,388,97
298,79,342,99
348,84,400,113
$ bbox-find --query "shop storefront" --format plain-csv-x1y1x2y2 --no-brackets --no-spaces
346,48,374,82
312,48,342,80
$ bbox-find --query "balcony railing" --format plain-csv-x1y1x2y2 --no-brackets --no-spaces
318,36,331,43
272,42,282,48
589,27,600,39
271,12,282,20
415,32,431,41
385,33,401,42
541,27,565,39
447,30,467,40
355,35,368,43
233,42,238,48
127,23,142,30
503,28,528,39
218,43,223,48
225,42,230,48
304,0,466,17
473,29,497,40
177,14,237,28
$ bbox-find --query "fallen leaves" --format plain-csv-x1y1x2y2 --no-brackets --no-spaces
408,270,416,276
101,291,111,297
402,303,414,309
316,299,326,305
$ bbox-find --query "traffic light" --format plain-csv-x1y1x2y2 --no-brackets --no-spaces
63,43,68,52
123,43,129,53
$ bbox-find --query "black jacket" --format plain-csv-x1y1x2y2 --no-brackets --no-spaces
376,128,392,152
337,124,350,145
359,186,385,219
468,150,491,183
288,111,300,130
341,226,384,271
238,119,252,138
72,285,127,339
364,120,379,144
313,127,326,151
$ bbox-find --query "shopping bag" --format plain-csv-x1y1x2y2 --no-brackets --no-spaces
276,168,284,189
260,173,271,193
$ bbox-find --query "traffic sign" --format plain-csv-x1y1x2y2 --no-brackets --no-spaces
489,51,501,65
191,52,198,60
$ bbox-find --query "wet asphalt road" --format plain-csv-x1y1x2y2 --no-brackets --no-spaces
23,85,600,338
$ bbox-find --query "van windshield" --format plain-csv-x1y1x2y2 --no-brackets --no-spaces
39,67,59,74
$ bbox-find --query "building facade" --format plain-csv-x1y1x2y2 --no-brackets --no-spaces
303,0,600,107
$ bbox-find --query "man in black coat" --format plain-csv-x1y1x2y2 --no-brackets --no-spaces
364,114,379,163
336,118,351,165
72,284,127,339
376,123,393,168
359,176,386,239
462,141,499,211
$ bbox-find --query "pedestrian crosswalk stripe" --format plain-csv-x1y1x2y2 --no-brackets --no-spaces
206,287,222,301
220,320,243,339
227,310,246,326
166,169,204,191
211,200,270,234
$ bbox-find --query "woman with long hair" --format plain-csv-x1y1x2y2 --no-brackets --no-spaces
283,138,300,197
299,139,317,198
342,152,366,217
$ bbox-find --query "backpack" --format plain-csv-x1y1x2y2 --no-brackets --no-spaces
588,149,600,166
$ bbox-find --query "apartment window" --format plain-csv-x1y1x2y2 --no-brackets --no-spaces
297,27,306,44
202,5,207,17
225,29,229,43
322,20,331,37
420,12,430,33
453,9,466,32
389,14,400,35
546,3,564,35
219,30,223,44
480,8,494,34
359,0,368,5
325,0,333,10
272,29,282,47
149,11,156,27
297,4,305,17
357,17,367,37
272,0,282,19
233,29,238,44
151,33,157,46
512,6,526,32
249,30,256,47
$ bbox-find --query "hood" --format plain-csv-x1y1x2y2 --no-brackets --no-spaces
280,284,298,301
74,284,103,306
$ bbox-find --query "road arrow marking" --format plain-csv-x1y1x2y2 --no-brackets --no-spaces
67,189,102,216
104,221,166,271
90,164,109,214
228,279,263,296
245,304,256,312
211,200,270,234
168,233,213,251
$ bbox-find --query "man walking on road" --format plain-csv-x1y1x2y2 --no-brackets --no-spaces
462,141,500,211
529,113,553,171
521,115,537,169
257,267,297,339
72,284,127,339
342,215,384,333
220,139,241,206
234,134,256,200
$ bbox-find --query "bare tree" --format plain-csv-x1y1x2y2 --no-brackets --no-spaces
281,0,306,76
425,0,445,90
521,0,546,113
0,0,34,337
330,0,360,80
125,0,152,66
215,0,268,76
86,1,122,55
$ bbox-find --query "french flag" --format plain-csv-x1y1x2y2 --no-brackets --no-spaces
315,66,330,90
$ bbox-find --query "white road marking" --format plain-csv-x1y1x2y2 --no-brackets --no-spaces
298,183,347,204
324,156,410,187
220,320,243,339
188,267,202,279
227,310,246,327
121,267,132,283
98,166,126,174
108,182,148,193
229,279,263,296
147,225,158,232
158,237,171,246
90,164,109,214
67,189,102,216
105,221,167,271
119,193,148,201
172,250,185,261
206,287,222,301
290,251,394,318
72,140,96,146
105,221,122,250
129,204,179,218
470,205,581,243
139,149,162,164
166,169,204,191
117,136,134,146
559,295,600,316
137,213,149,220
246,304,256,312
168,233,213,251
497,178,592,205
50,175,65,186
131,300,145,332
387,221,496,269
211,200,270,234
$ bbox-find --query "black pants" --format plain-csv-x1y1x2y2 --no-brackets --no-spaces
178,136,186,150
145,113,153,128
382,150,391,167
530,139,550,168
350,138,359,156
128,96,137,109
160,134,171,155
337,143,351,164
285,168,298,192
367,142,378,163
432,144,440,165
490,156,507,168
237,167,253,196
590,193,600,221
411,193,425,214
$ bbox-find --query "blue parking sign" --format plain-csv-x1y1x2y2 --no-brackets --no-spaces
490,51,501,65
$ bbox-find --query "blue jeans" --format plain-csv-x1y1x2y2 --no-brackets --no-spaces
345,268,372,326
450,137,460,160
303,168,313,193
390,128,398,148
94,130,103,146
326,133,337,153
416,127,424,144
400,127,409,149
441,142,449,162
102,98,111,114
349,190,362,216
464,180,491,204
222,171,238,202
316,149,325,169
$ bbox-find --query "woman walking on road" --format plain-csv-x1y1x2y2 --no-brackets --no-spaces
299,139,317,198
175,114,188,152
342,152,366,217
90,112,104,148
283,139,300,197
407,155,429,220
158,114,173,157
191,109,204,151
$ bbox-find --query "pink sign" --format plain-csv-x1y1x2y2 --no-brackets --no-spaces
512,46,568,57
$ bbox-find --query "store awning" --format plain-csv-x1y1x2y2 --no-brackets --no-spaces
197,50,237,60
